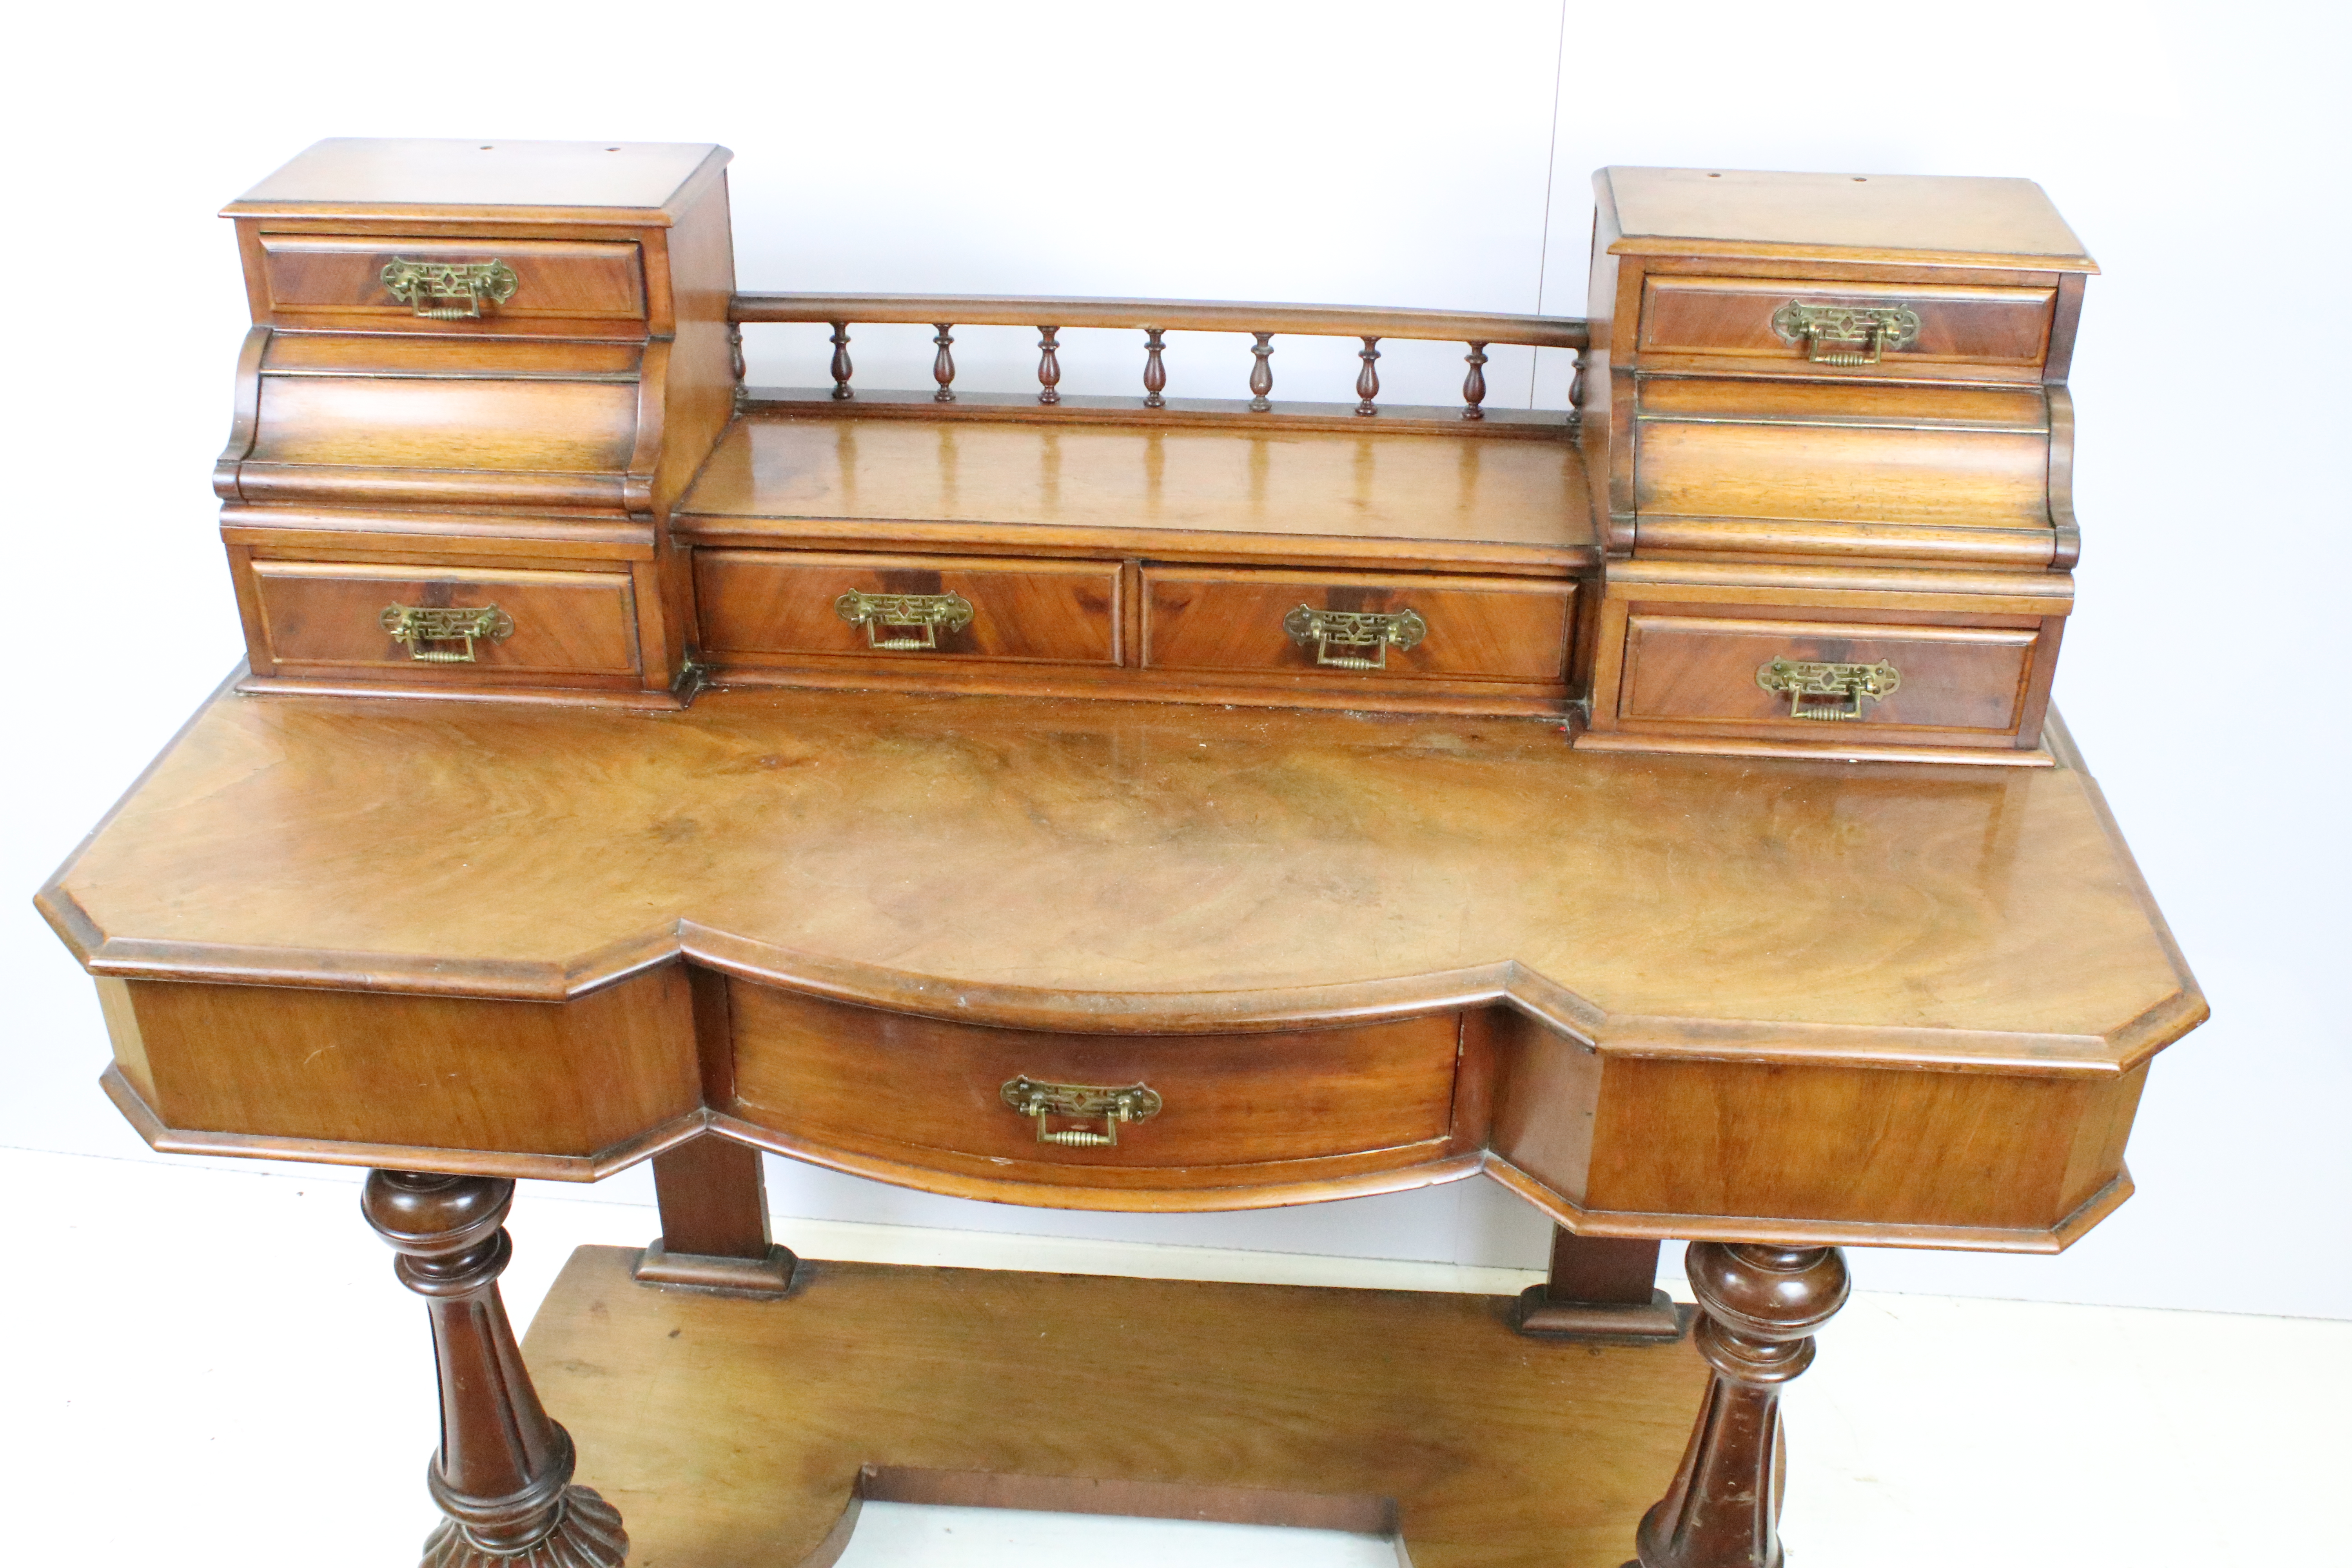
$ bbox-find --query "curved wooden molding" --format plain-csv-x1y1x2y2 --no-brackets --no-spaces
103,1064,710,1181
45,913,2198,1076
1484,1155,2135,1256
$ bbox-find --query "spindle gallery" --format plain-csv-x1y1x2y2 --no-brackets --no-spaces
39,141,2200,1568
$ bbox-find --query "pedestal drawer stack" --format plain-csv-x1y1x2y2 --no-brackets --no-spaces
1575,166,2096,764
214,138,740,702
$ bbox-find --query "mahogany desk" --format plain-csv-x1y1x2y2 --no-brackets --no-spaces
40,681,2201,1567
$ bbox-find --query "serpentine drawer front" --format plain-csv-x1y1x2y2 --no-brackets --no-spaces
1637,276,2057,371
695,550,1122,666
254,234,649,327
724,984,1465,1186
1142,566,1575,683
248,561,642,679
1620,613,2044,735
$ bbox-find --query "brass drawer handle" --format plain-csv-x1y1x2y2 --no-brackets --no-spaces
380,258,520,319
834,590,975,650
1283,604,1427,670
1757,657,1901,722
1000,1076,1163,1148
380,603,515,664
1769,301,1920,366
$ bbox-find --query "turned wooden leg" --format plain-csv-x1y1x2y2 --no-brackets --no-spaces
633,1135,797,1294
1512,1228,1686,1341
363,1171,628,1568
1628,1243,1849,1568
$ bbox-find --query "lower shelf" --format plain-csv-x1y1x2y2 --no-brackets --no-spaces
525,1245,1709,1568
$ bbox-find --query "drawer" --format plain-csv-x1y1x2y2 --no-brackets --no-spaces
1143,568,1573,683
1620,613,2042,735
695,550,1120,664
257,234,646,326
250,561,641,677
1640,276,2054,368
726,985,1463,1170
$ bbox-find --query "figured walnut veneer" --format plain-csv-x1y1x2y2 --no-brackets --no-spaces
41,681,2200,1249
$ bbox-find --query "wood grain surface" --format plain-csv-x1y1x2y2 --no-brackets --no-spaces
1620,615,2038,732
726,987,1461,1174
105,965,699,1158
1601,167,2095,270
1637,276,2054,365
258,234,647,322
528,1245,1708,1568
676,414,1592,565
252,561,641,677
225,138,726,222
696,550,1121,665
1142,568,1574,683
42,683,2196,1059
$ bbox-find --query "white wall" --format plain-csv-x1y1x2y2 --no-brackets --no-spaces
4,0,2344,1318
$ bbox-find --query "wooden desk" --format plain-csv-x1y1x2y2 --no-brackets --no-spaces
40,682,2201,1567
41,140,2198,1567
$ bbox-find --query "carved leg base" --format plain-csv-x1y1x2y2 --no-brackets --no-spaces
1628,1242,1847,1568
1511,1283,1687,1340
366,1171,632,1568
637,1138,795,1296
1513,1230,1689,1342
634,1240,798,1296
423,1486,627,1568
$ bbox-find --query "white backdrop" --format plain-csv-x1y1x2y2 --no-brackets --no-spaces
3,0,2344,1319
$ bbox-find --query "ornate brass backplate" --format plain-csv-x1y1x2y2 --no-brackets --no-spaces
1755,657,1901,721
1282,604,1428,670
380,258,521,320
1000,1076,1164,1148
379,604,515,664
833,590,976,650
1768,301,1922,366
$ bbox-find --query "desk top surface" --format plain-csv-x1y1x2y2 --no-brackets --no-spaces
677,414,1593,568
44,684,2198,1075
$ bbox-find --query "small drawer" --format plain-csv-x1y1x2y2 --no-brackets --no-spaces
1640,276,2054,368
695,550,1120,665
258,234,646,326
1144,567,1574,684
251,561,641,677
1620,613,2042,735
727,985,1463,1171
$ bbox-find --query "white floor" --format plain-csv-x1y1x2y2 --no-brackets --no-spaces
2,1145,2339,1566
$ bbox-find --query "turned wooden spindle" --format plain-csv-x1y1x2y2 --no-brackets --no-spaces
1248,331,1274,411
727,324,746,409
1627,1243,1849,1568
1036,326,1062,405
1462,341,1489,421
931,324,956,403
363,1171,626,1568
1142,328,1167,408
1569,347,1588,419
1355,336,1381,416
828,321,854,401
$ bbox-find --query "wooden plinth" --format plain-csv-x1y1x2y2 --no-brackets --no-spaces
524,1246,1710,1567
